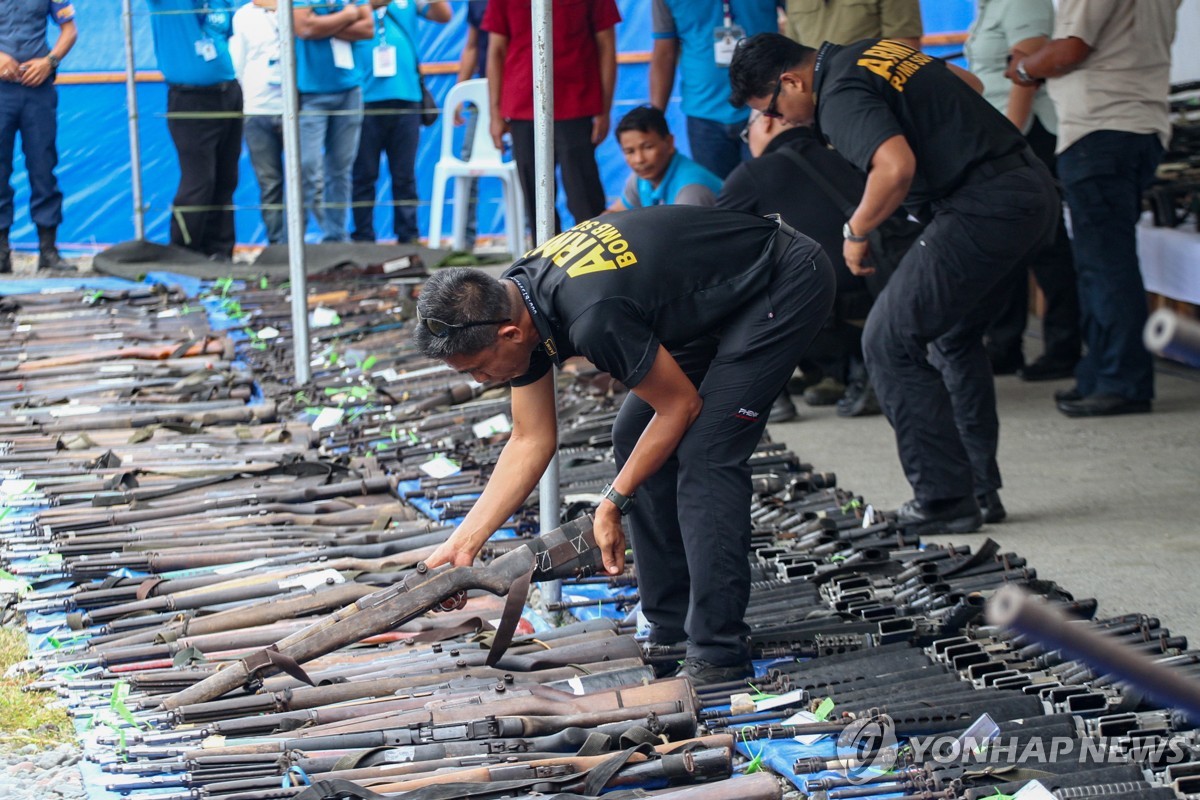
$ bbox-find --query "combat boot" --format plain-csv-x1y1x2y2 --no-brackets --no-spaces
37,225,74,272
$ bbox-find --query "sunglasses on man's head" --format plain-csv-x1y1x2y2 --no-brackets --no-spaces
416,308,510,338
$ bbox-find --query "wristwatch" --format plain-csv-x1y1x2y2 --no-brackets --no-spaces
842,222,868,244
599,483,635,516
47,54,60,70
1015,60,1035,84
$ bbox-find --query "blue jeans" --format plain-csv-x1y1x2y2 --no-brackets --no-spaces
351,99,421,243
1057,130,1163,402
0,81,63,231
299,88,363,242
244,115,285,244
684,115,749,180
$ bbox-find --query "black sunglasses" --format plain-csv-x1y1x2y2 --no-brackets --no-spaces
762,74,785,119
416,307,511,338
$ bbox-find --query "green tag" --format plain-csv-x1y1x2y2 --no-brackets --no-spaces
110,680,145,730
738,728,765,774
841,498,863,513
260,276,269,290
46,635,61,650
389,426,399,442
814,697,835,721
362,355,378,371
0,507,11,522
745,681,777,703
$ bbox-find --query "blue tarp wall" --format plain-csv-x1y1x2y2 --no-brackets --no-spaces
8,0,975,250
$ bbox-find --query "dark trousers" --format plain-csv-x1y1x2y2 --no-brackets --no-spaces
1057,130,1163,402
509,117,605,233
863,159,1058,504
244,115,285,244
0,81,63,231
166,82,243,259
611,238,836,665
985,118,1081,367
352,99,421,243
685,115,750,181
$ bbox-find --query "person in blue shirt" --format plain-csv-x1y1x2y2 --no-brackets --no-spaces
294,0,373,242
351,0,451,244
606,105,722,211
145,0,241,261
649,0,779,179
0,0,78,272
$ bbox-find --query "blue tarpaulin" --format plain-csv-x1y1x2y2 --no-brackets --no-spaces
8,0,975,250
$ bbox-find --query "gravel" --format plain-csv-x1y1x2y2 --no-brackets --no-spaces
0,741,86,800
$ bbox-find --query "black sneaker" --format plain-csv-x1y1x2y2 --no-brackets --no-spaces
768,392,798,423
895,496,983,535
976,490,1006,524
674,658,753,687
837,380,881,417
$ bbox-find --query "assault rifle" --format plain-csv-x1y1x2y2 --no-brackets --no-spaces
160,517,604,710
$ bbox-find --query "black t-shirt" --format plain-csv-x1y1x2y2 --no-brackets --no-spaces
504,206,819,388
812,39,1026,207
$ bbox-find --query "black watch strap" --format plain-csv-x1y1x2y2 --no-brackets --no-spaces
600,483,635,516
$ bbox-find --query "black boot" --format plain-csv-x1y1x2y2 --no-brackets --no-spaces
37,225,74,272
0,229,10,274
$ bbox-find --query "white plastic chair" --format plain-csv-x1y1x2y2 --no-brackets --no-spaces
427,79,526,253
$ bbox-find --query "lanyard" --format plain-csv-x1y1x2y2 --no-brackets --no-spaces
722,0,733,29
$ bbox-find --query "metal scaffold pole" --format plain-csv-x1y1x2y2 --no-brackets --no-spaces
532,0,561,604
276,0,312,385
121,0,145,240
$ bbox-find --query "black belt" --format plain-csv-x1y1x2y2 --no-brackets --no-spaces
169,80,238,93
961,148,1035,187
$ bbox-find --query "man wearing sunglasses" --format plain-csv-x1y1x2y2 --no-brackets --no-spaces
729,34,1058,534
415,205,835,685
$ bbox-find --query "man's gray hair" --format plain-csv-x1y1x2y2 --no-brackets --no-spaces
412,267,512,359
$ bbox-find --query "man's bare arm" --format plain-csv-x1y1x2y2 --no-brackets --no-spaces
649,38,678,111
336,5,375,42
844,134,916,276
293,4,357,40
424,372,559,568
1007,36,1091,84
486,32,510,149
593,346,702,573
592,27,617,144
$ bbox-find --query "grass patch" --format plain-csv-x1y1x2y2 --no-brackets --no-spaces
0,625,74,747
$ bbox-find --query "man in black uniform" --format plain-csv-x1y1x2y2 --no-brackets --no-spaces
417,205,835,683
729,34,1059,532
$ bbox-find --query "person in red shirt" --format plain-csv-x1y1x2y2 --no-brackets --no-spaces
482,0,620,232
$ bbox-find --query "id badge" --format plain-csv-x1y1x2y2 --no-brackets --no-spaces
372,44,397,78
331,38,355,70
195,38,218,62
713,24,745,67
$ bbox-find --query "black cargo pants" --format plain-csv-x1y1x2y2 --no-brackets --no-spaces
863,154,1058,505
611,231,836,666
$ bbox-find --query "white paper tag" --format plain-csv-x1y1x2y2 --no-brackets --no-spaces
1,479,37,496
754,688,805,712
280,569,345,591
1014,782,1056,800
781,710,826,745
382,256,413,273
312,407,346,432
310,306,341,328
374,367,402,383
420,454,461,479
373,44,397,78
566,676,586,696
257,326,280,340
472,413,512,439
196,38,218,62
331,38,355,70
47,405,102,418
213,558,272,575
712,25,744,67
382,747,417,763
